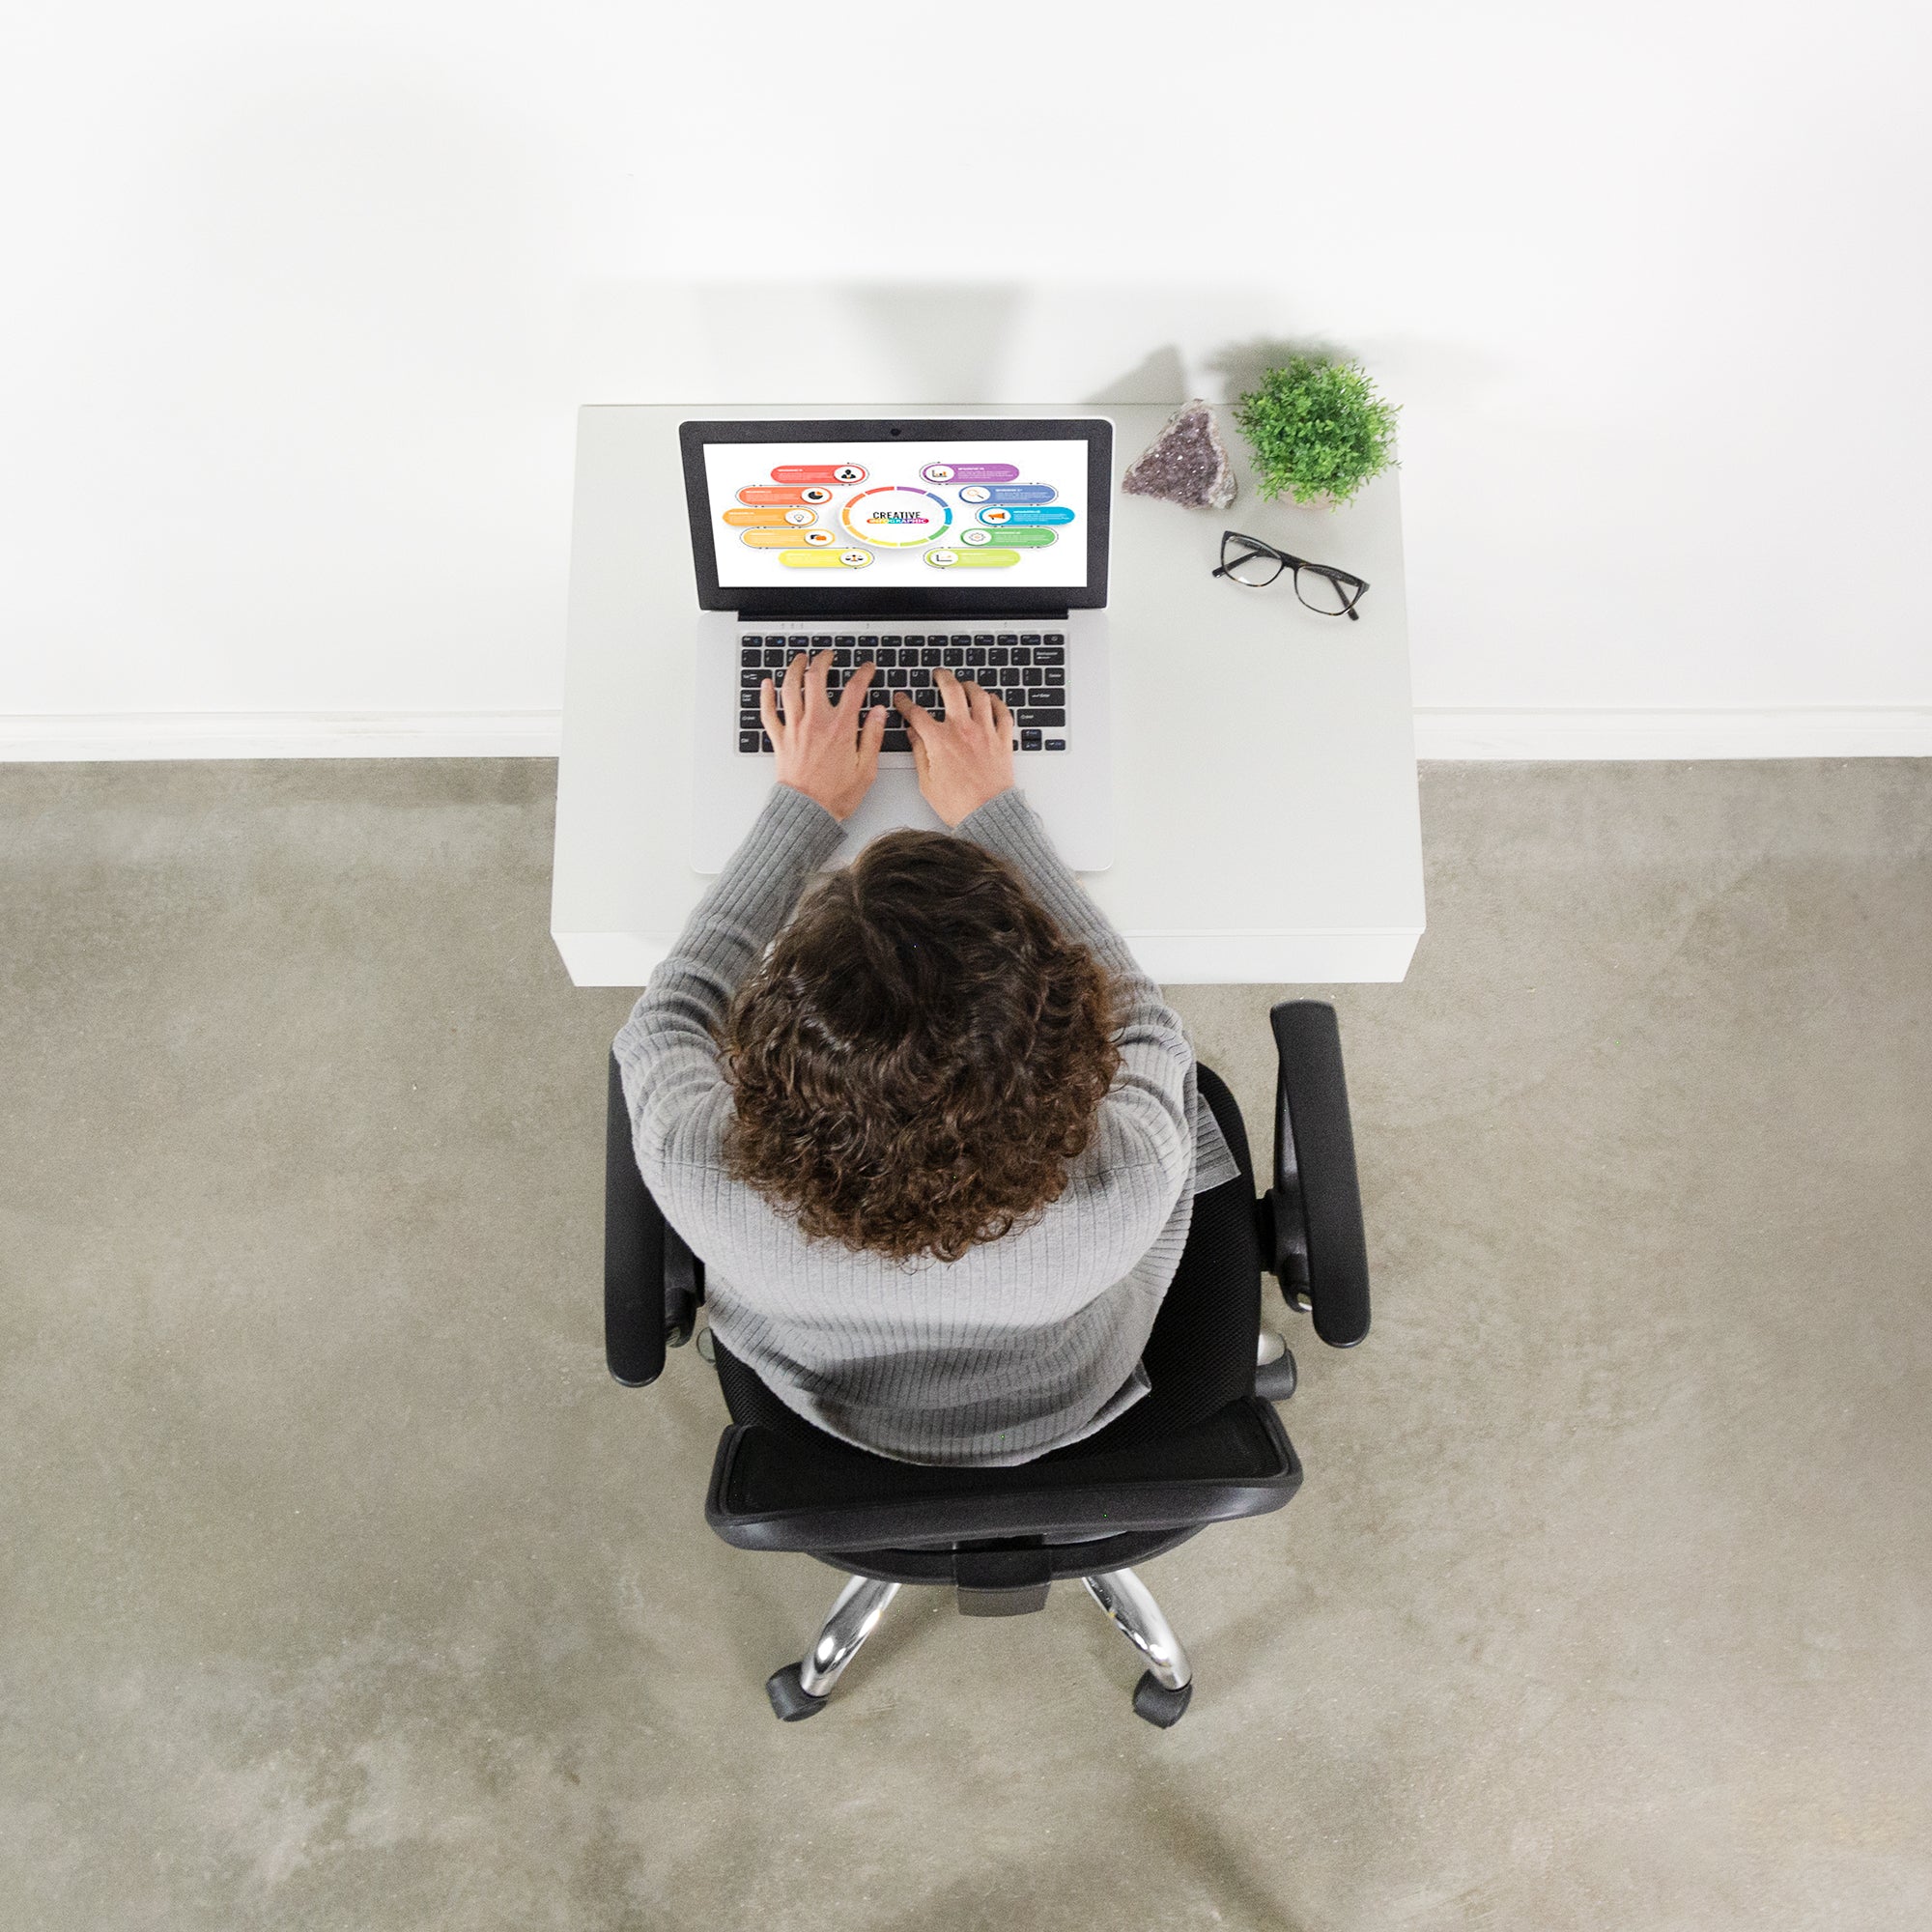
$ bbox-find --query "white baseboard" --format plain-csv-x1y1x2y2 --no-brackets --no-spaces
0,711,564,761
1411,707,1932,760
2,706,1929,764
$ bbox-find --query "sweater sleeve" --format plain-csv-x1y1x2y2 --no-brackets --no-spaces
613,783,846,1205
953,786,1203,1193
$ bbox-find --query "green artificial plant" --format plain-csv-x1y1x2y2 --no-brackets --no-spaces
1233,356,1401,507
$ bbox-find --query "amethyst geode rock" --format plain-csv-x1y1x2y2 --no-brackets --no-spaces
1121,400,1237,509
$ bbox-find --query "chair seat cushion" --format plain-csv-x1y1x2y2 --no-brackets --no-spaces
705,1397,1302,1553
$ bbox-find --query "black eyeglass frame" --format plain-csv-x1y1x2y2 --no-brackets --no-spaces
1212,531,1370,620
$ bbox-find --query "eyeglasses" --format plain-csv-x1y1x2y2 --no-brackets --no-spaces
1212,531,1369,620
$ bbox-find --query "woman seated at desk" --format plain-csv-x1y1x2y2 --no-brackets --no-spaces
614,652,1251,1467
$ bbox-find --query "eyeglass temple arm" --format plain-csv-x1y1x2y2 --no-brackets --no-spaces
1302,560,1366,619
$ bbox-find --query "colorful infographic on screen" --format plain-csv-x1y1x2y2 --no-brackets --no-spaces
700,439,1090,589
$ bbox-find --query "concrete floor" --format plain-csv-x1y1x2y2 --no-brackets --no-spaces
2,758,1927,1931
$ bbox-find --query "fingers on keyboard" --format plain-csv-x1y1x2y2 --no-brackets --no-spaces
737,636,1065,752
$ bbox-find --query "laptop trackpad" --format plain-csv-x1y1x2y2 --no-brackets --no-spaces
832,765,945,862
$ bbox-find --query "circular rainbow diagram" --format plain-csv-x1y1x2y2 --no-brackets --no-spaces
838,485,952,548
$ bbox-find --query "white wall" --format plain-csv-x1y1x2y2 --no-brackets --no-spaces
4,1,1929,757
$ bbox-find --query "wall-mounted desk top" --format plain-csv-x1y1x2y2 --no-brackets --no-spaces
551,405,1424,986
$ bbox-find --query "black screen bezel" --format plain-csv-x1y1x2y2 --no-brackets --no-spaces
678,416,1113,617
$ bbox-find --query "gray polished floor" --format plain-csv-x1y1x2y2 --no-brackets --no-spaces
3,759,1927,1932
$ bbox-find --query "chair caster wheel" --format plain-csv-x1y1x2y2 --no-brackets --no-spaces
766,1664,829,1722
1132,1671,1193,1727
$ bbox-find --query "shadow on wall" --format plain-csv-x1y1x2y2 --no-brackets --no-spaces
574,281,1344,410
1203,334,1353,399
1081,344,1188,406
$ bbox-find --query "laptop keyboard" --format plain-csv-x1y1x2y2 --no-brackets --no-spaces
735,632,1068,755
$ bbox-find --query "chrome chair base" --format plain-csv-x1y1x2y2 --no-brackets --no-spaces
768,1563,1192,1725
1081,1568,1192,1690
766,1573,899,1721
799,1574,899,1696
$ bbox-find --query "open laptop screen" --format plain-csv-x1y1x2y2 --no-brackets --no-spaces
679,416,1112,618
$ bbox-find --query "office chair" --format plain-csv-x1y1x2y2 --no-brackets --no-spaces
604,1000,1370,1727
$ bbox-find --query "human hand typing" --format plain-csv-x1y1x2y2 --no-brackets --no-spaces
892,668,1015,828
763,649,887,822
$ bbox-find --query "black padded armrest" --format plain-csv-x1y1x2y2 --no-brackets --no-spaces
604,1052,704,1387
1267,1001,1371,1349
605,1052,666,1386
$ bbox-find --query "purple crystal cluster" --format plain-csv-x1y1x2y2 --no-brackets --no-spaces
1121,401,1238,510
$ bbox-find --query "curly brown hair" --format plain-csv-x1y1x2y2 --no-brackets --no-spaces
720,830,1122,1263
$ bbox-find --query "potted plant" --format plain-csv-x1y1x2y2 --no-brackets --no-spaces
1232,356,1400,508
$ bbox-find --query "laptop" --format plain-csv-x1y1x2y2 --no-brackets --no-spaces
678,415,1115,872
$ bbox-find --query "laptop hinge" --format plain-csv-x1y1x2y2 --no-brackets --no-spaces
730,608,1073,623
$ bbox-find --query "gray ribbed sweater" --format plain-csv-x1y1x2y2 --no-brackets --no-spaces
613,784,1236,1465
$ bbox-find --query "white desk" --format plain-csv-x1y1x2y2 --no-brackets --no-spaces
551,405,1424,985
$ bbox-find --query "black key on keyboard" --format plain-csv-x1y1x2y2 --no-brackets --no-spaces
909,667,932,688
1015,708,1065,728
867,685,891,706
1044,737,1065,751
1003,687,1025,708
996,633,1017,645
965,646,986,667
1010,646,1032,666
882,727,911,752
1019,633,1040,644
740,710,761,729
830,647,852,668
739,730,760,753
880,634,901,644
1035,644,1064,666
1022,666,1043,687
943,646,964,667
1043,632,1065,644
921,645,942,667
761,731,775,752
1044,666,1065,686
902,633,925,645
950,633,972,645
741,634,763,646
762,648,785,668
974,634,994,644
886,667,906,688
833,635,855,645
740,643,762,667
810,635,833,647
741,668,763,688
874,646,897,668
987,646,1009,667
1021,727,1042,751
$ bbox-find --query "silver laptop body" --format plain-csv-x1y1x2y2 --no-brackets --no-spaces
679,416,1115,873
